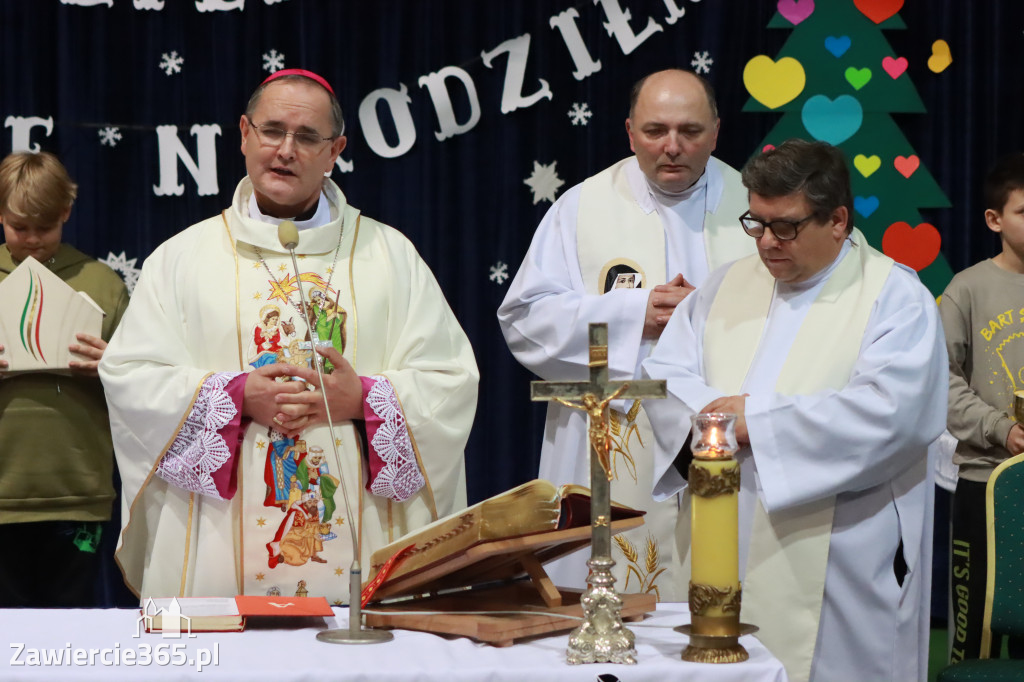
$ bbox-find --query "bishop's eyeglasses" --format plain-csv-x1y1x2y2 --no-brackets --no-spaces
246,116,336,152
739,211,815,241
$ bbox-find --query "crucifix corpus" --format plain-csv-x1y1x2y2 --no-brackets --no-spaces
531,322,666,664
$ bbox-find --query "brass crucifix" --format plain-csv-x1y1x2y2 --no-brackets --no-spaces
531,322,666,665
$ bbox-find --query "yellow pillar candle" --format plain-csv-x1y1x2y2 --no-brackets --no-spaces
689,456,740,618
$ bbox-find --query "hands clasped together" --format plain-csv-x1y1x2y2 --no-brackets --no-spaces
643,273,695,339
242,346,362,437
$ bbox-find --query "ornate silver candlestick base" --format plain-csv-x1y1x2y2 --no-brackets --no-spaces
566,556,637,665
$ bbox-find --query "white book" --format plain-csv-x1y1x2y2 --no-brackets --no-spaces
0,255,104,373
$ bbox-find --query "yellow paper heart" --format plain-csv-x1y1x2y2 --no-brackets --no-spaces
928,40,952,73
854,154,881,177
743,55,806,110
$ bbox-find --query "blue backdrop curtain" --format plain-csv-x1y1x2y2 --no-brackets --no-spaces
1,0,1021,606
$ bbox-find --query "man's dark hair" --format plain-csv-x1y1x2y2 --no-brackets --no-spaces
628,69,718,120
983,152,1024,213
245,74,345,137
741,139,854,234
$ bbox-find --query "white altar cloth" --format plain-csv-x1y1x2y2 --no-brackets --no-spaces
1,604,788,681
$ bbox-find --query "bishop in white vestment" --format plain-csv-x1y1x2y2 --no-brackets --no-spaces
99,70,478,604
498,69,754,599
643,140,947,682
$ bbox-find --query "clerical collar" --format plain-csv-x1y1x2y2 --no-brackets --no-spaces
778,238,854,294
247,191,330,231
645,168,707,206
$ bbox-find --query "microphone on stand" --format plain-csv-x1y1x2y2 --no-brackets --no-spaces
276,220,393,644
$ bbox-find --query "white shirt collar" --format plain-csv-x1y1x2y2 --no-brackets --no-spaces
247,191,331,231
625,156,724,215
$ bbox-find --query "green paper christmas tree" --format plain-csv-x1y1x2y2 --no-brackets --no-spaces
742,0,952,296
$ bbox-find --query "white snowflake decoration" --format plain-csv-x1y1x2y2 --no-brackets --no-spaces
159,51,184,76
100,251,142,293
691,50,713,75
262,49,285,73
567,102,592,126
523,161,565,205
489,261,509,285
98,126,122,147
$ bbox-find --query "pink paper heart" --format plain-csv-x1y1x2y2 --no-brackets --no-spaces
882,55,908,79
762,144,776,153
894,155,920,178
777,0,814,25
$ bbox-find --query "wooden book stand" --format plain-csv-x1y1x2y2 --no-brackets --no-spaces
364,517,657,646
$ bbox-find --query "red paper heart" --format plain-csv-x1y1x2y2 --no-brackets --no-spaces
894,155,920,178
853,0,904,24
882,221,940,271
762,144,776,153
882,55,908,79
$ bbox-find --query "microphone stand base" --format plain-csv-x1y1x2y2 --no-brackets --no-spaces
316,628,394,645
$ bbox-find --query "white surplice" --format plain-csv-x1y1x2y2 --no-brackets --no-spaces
100,178,478,603
498,156,754,598
642,237,947,682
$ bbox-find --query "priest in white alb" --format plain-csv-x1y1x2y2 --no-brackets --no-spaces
99,70,478,604
498,69,754,599
642,139,946,682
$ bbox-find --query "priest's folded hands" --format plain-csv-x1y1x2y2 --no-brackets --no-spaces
270,346,363,436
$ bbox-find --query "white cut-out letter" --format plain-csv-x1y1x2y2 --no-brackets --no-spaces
5,116,53,153
359,84,417,159
60,0,113,7
334,155,353,174
134,0,165,8
550,9,602,81
481,34,553,113
153,124,222,197
596,0,663,55
662,0,686,24
417,66,481,141
195,0,244,11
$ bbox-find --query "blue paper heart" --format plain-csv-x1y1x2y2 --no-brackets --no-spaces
801,95,863,145
824,35,851,58
854,195,880,218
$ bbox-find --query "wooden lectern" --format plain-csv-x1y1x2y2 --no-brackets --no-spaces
364,512,656,646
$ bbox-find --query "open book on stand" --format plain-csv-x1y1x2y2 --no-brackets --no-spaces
362,479,654,645
366,479,645,597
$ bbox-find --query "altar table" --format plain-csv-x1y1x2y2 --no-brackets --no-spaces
1,603,788,681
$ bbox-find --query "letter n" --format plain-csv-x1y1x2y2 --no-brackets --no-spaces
153,124,222,197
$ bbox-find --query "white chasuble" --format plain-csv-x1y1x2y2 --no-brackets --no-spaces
702,235,893,682
234,228,364,603
101,178,475,602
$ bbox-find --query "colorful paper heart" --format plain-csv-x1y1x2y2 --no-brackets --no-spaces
882,56,908,79
882,221,941,271
845,67,872,90
824,36,852,58
762,144,776,153
801,95,863,145
928,40,952,73
853,0,904,24
777,0,814,25
854,196,880,217
854,154,881,177
744,55,807,110
894,155,920,178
